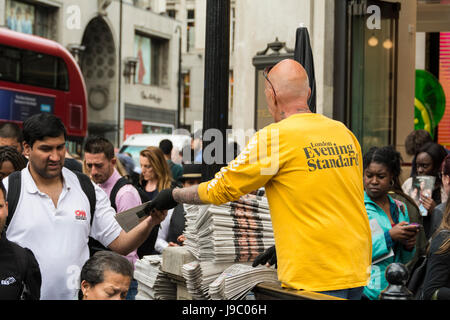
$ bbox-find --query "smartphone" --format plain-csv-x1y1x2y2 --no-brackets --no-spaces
404,223,421,228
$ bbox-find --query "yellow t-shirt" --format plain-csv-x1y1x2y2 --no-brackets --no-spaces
198,113,372,291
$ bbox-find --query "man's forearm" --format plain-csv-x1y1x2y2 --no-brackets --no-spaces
109,215,160,255
173,185,205,205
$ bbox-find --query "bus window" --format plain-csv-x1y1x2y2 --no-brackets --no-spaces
57,58,69,91
0,45,20,82
22,50,58,89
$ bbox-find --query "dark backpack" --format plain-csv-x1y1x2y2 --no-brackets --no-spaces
109,177,161,259
110,177,150,211
88,176,152,256
407,255,427,299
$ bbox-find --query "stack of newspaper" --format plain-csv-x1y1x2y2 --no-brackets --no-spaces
209,264,279,300
183,194,275,263
181,261,239,300
134,255,177,300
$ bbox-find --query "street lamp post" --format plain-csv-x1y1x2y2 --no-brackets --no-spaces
175,25,182,129
202,0,230,181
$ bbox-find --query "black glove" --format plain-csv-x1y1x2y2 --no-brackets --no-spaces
146,188,178,212
252,245,277,268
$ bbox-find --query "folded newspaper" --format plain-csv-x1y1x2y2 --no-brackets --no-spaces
183,194,275,263
114,201,151,232
181,261,246,300
209,264,279,300
134,255,177,300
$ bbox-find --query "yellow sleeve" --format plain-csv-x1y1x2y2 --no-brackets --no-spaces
198,127,281,205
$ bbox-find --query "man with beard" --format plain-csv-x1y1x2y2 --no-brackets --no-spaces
2,113,166,300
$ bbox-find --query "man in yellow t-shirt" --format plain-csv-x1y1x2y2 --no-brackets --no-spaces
148,59,372,300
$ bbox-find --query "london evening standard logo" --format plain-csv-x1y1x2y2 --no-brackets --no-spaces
75,210,87,221
303,141,359,172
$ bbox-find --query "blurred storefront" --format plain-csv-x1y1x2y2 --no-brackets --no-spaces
416,0,450,149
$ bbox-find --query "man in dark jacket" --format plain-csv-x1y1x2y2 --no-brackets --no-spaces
0,180,41,300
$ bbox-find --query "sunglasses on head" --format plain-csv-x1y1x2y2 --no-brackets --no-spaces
263,66,276,98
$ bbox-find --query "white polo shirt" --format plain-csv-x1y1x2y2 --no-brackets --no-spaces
4,166,122,300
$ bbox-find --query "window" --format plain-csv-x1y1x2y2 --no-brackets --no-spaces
345,0,399,153
167,9,176,18
183,71,191,109
229,70,234,109
134,33,169,86
0,45,20,82
5,0,56,39
187,9,195,52
230,7,236,52
0,44,69,91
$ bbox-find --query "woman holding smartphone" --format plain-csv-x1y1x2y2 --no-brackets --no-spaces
362,146,419,300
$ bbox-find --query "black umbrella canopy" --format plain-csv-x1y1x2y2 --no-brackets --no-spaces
294,26,316,113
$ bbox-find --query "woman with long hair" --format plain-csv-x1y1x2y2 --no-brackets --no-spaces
402,142,448,239
137,147,173,257
362,146,419,300
139,146,173,200
421,155,450,300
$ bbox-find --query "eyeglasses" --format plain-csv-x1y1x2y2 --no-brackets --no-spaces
263,66,276,99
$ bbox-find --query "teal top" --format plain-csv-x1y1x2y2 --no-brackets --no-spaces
363,192,415,300
168,160,183,182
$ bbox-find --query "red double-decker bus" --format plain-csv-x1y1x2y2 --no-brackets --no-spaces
0,28,87,155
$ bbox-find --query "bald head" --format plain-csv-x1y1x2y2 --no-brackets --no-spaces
266,59,311,118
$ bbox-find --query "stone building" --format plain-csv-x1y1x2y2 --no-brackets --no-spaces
0,0,182,146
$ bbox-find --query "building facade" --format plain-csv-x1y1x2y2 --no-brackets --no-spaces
165,0,236,134
0,0,182,147
2,0,447,167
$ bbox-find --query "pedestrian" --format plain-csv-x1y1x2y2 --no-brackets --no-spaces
154,164,203,253
361,146,418,300
387,148,428,273
139,146,173,201
2,113,166,300
147,59,372,300
190,130,202,164
0,145,27,180
83,135,142,300
117,153,140,186
402,142,448,239
79,251,133,300
0,122,25,155
421,159,450,300
404,130,433,177
429,156,450,237
137,146,173,257
159,139,183,182
0,180,41,300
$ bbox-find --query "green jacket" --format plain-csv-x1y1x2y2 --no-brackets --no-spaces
363,192,416,300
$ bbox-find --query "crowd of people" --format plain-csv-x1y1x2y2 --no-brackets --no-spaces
0,59,449,301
